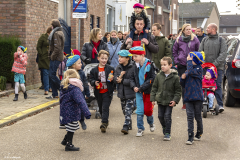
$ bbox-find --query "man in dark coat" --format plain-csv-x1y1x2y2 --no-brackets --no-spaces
196,27,206,43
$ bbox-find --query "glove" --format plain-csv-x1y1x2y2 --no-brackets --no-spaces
85,58,91,64
86,115,91,119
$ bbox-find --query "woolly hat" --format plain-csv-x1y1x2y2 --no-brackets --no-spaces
133,3,144,9
207,67,217,79
66,55,80,67
129,46,145,55
189,51,205,65
72,49,81,56
118,50,132,57
18,46,27,53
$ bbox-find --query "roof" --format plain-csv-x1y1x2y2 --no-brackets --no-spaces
179,2,217,18
220,15,240,27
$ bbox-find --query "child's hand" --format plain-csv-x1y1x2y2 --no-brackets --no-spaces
169,101,176,107
212,87,216,92
187,54,193,61
134,87,139,93
134,30,138,34
145,29,149,33
95,81,99,86
152,101,156,106
116,77,122,83
181,73,186,79
120,71,126,76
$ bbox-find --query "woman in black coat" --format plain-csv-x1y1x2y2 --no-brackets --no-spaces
81,28,109,64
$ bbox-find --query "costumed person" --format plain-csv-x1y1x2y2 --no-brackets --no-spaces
12,46,28,101
113,50,136,134
60,69,91,151
127,3,151,49
180,51,205,145
202,67,217,111
129,47,156,137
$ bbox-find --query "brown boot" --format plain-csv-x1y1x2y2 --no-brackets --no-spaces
44,91,48,95
126,40,133,50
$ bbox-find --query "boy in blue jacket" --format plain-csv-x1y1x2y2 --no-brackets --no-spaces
180,51,205,145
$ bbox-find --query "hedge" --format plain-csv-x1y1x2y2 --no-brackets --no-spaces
0,35,21,83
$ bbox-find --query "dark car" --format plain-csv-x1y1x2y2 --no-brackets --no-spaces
222,37,240,107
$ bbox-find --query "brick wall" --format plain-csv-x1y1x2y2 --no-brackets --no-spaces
0,0,58,89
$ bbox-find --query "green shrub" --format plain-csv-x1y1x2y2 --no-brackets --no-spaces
0,35,21,83
0,76,7,91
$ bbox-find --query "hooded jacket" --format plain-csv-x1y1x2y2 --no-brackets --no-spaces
198,34,227,70
107,39,122,69
150,69,181,106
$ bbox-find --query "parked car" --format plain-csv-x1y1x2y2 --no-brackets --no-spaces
222,36,240,106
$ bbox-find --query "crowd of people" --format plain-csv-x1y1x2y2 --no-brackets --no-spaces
11,2,228,152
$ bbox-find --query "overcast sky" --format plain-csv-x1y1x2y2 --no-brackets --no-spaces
178,0,240,14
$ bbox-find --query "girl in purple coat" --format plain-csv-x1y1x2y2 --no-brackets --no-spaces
172,24,200,110
60,69,91,151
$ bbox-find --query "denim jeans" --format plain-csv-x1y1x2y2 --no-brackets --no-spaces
215,70,223,107
208,93,215,109
96,92,112,123
40,69,49,92
49,60,61,97
137,114,154,130
158,104,173,134
186,101,203,134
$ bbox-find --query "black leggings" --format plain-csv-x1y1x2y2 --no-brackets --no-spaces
96,92,113,123
177,64,187,105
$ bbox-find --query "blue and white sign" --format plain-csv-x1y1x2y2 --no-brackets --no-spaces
73,0,87,13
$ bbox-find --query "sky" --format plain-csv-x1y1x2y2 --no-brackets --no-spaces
178,0,240,14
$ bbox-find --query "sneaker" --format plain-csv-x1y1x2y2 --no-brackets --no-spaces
194,132,202,141
219,107,224,113
209,108,214,111
182,104,186,110
59,124,66,129
65,143,80,151
150,124,155,132
186,132,194,145
100,123,108,133
163,133,171,141
136,129,144,137
80,121,87,130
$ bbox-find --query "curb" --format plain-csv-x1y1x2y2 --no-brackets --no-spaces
0,99,59,128
0,89,15,98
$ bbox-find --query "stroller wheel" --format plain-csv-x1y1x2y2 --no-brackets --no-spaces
95,112,101,119
215,104,219,115
203,105,207,118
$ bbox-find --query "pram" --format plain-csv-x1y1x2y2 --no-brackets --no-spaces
83,63,101,119
201,63,219,118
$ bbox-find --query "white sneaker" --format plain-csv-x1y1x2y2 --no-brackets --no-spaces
150,124,155,132
136,129,144,137
219,107,224,113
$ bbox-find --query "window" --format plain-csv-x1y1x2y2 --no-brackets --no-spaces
197,19,203,27
180,19,191,27
90,15,94,31
237,27,240,33
97,17,100,28
186,19,191,24
158,6,162,15
223,28,226,33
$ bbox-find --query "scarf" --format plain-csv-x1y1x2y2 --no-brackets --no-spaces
92,40,101,59
69,78,84,92
181,33,191,43
48,27,61,45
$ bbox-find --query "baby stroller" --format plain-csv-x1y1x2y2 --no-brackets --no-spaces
83,63,101,119
201,63,219,118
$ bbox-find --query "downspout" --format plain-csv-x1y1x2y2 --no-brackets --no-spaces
64,0,67,21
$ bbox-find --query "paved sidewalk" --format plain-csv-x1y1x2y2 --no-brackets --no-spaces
0,89,59,127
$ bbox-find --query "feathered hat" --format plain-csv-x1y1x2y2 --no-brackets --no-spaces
207,67,217,79
129,46,145,55
118,50,132,57
189,51,205,65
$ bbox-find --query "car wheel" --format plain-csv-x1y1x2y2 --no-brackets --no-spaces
223,79,236,107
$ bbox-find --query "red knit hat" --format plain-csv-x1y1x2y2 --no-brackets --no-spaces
72,49,81,56
133,3,144,9
129,47,145,55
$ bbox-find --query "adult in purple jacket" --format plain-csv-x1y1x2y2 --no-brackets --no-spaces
172,24,200,110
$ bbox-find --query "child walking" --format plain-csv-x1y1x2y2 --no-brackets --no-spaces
60,69,91,151
127,3,151,49
129,47,156,137
180,51,205,145
12,46,28,101
89,50,115,133
114,50,136,134
150,57,181,141
202,67,217,111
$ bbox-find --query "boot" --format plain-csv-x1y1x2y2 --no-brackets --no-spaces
126,40,133,50
128,119,132,130
100,123,108,133
182,104,186,110
61,135,67,146
65,141,80,151
24,91,27,99
186,132,194,145
80,121,87,130
13,94,18,101
121,125,129,134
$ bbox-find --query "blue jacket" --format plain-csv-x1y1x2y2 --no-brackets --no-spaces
107,40,122,69
78,70,90,98
60,84,91,124
180,60,203,102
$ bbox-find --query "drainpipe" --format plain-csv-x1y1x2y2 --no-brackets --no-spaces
79,19,81,50
64,0,67,21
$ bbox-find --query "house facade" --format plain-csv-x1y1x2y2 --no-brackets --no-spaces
219,14,240,37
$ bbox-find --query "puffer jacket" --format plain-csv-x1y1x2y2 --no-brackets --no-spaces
129,11,151,31
198,34,227,70
107,40,122,69
12,52,28,75
49,28,65,61
150,69,181,106
114,60,136,99
81,40,109,64
172,36,200,66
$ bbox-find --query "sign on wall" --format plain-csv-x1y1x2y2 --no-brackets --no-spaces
73,0,87,13
115,3,126,26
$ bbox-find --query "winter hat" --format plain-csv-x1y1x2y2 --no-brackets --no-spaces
207,67,217,79
129,46,145,55
72,49,81,56
18,46,27,53
133,3,144,9
118,50,132,57
189,51,205,65
66,55,80,67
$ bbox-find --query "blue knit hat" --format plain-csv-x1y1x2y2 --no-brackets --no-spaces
18,46,27,53
66,55,80,67
189,51,205,65
118,50,132,57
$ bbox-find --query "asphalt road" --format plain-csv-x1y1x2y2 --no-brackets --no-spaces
0,95,240,160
